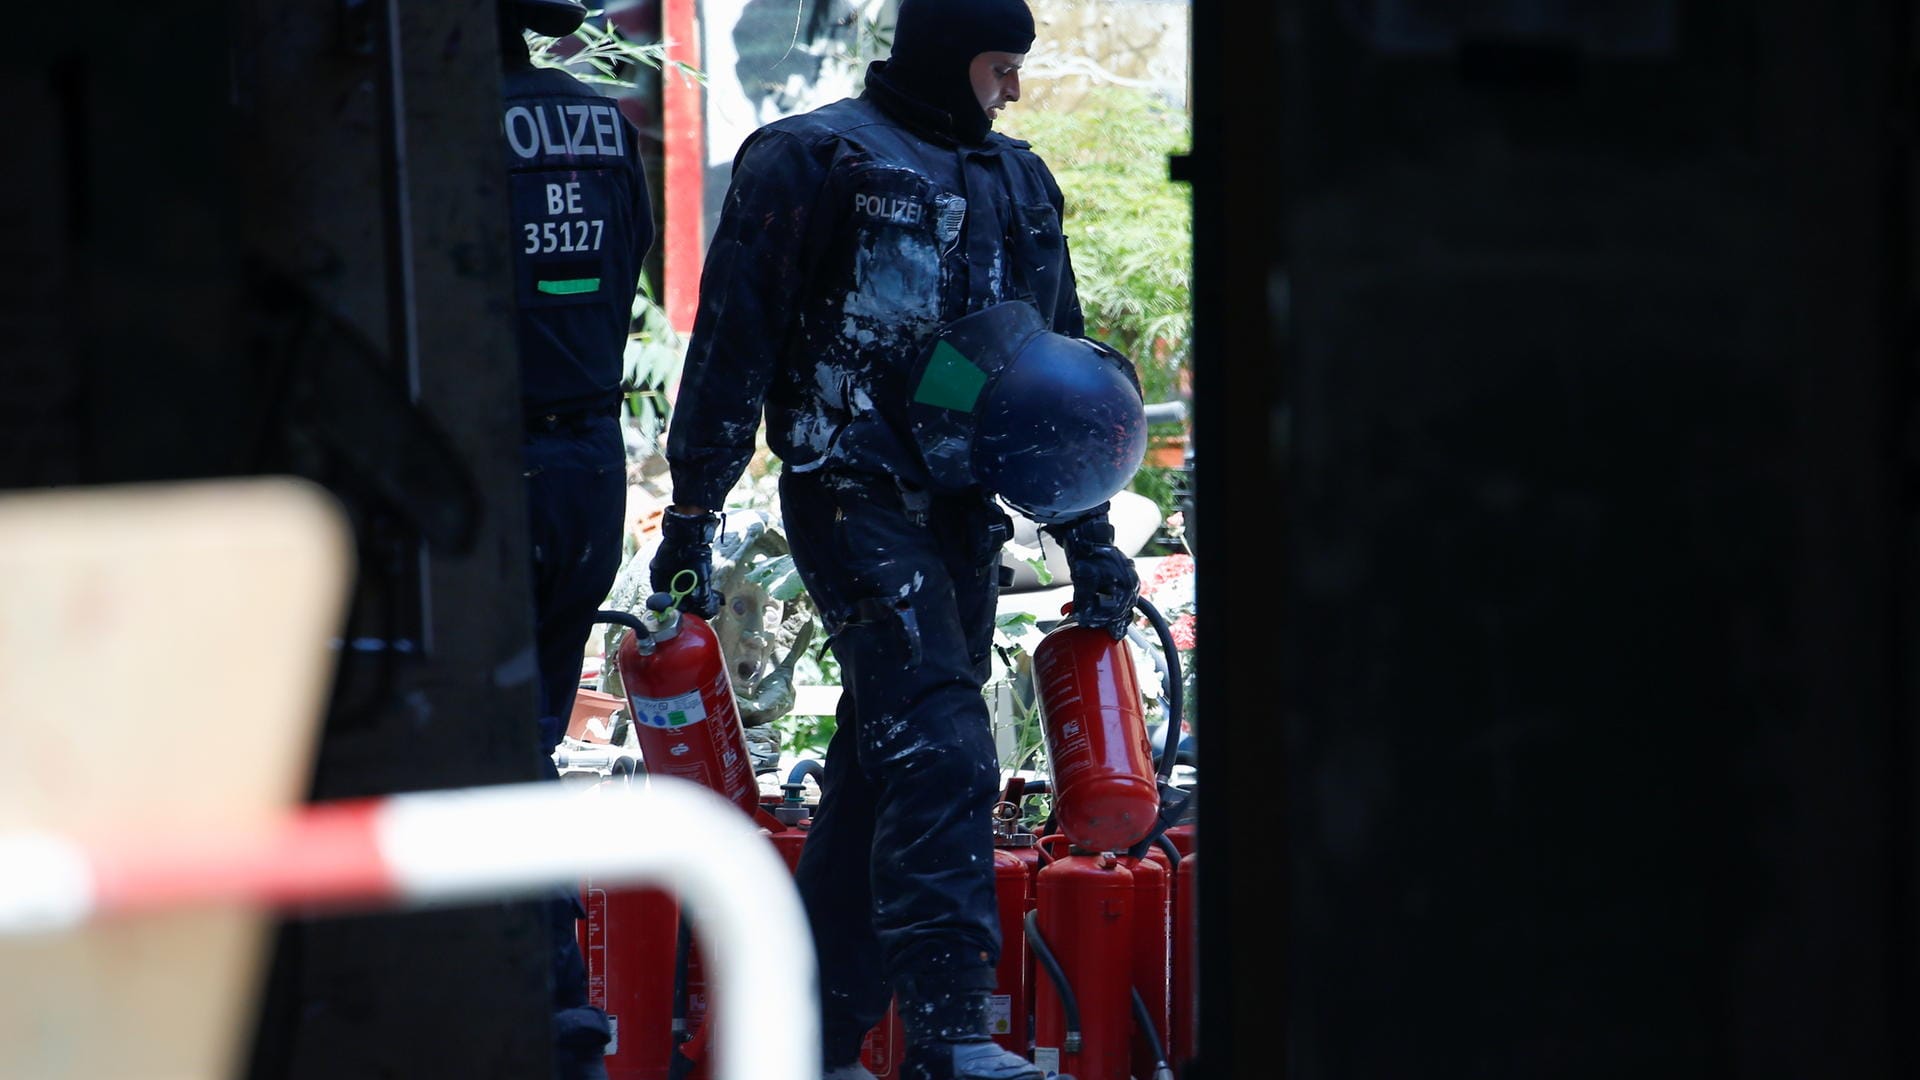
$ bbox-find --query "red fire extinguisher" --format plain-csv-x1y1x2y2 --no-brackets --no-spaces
607,595,759,817
1030,836,1135,1080
993,791,1043,1060
580,597,759,1079
1026,597,1192,1079
855,1003,906,1080
578,775,682,1080
991,847,1032,1055
1172,849,1198,1077
1031,614,1160,852
1124,852,1171,1080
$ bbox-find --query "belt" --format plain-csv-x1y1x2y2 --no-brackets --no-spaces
526,407,612,434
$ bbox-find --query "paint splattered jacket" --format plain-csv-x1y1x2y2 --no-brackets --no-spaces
666,84,1085,510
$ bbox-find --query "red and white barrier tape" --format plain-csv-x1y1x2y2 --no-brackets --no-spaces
0,777,819,1080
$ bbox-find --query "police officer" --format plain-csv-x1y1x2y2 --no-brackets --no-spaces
500,1,655,1076
650,2,1140,1077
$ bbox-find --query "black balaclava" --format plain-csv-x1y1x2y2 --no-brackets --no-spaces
868,0,1035,144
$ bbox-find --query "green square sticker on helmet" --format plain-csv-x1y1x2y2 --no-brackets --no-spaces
905,300,1146,521
912,340,989,413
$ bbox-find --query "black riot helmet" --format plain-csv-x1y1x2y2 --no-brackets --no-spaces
906,302,1147,524
502,0,588,37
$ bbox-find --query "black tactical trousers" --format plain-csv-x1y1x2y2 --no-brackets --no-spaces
524,413,626,1078
525,412,627,747
780,468,1012,1064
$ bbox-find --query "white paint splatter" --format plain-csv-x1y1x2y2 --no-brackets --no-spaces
844,230,939,331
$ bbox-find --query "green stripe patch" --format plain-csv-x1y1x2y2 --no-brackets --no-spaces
912,340,988,412
536,277,602,295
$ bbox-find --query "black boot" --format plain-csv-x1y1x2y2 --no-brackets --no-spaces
896,971,1045,1080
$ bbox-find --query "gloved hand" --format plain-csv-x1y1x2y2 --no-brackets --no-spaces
649,507,723,619
1046,514,1138,639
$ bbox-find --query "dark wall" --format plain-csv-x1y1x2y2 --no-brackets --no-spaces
2,1,554,1076
0,4,242,485
1191,2,1917,1077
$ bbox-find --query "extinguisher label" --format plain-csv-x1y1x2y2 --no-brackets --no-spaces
628,688,708,729
582,888,608,1009
672,761,715,789
1033,1046,1061,1077
987,994,1012,1035
1049,717,1093,786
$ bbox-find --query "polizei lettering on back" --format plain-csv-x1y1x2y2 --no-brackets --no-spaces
853,192,924,226
504,101,628,160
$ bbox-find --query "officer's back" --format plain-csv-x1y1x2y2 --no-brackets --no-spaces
500,9,654,422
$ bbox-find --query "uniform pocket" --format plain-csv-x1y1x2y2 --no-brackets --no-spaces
968,498,1015,570
1008,202,1067,323
839,167,946,338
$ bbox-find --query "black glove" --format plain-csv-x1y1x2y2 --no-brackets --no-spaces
1046,514,1138,639
649,507,723,619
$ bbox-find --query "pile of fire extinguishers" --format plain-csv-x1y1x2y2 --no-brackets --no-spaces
574,586,1197,1080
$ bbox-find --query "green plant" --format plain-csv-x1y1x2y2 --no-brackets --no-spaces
744,549,840,761
988,610,1044,763
622,281,684,445
997,86,1193,523
1129,465,1183,539
526,11,704,88
982,610,1057,829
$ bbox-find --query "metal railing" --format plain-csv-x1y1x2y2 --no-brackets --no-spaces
0,777,819,1080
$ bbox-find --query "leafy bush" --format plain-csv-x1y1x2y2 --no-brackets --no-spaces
997,86,1193,522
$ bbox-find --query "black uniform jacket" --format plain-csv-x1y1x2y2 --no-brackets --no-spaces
667,81,1085,510
503,63,655,418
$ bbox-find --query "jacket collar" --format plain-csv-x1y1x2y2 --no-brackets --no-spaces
863,61,1005,150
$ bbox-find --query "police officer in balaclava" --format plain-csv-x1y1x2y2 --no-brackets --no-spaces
652,0,1141,1076
500,2,656,1077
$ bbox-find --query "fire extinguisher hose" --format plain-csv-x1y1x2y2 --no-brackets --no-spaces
595,608,651,635
786,758,825,789
1024,909,1083,1051
673,918,694,1045
1127,789,1196,863
1126,593,1198,864
1130,595,1184,785
1131,986,1174,1079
